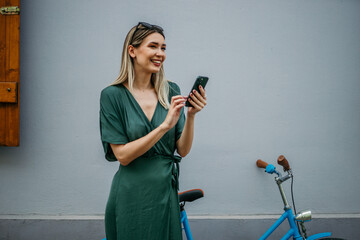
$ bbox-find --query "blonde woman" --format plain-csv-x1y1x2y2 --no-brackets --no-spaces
100,22,207,240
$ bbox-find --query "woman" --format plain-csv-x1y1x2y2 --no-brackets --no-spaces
100,22,207,240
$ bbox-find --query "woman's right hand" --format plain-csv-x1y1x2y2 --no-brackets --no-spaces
161,95,186,131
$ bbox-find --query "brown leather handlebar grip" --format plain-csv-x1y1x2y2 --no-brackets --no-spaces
277,155,290,171
256,159,268,169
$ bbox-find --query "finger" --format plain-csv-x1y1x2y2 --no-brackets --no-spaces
171,95,186,103
199,86,207,99
174,102,185,110
192,90,207,105
172,98,186,106
170,97,186,108
172,103,185,115
188,97,202,110
190,92,205,108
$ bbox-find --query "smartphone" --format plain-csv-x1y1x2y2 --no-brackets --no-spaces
185,76,209,107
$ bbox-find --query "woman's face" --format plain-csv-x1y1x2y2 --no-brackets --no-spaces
129,32,166,74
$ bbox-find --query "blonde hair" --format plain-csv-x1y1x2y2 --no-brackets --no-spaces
112,24,170,109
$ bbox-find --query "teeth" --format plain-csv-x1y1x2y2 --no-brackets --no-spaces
152,60,161,63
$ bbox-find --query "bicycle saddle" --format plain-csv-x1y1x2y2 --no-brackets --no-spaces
178,189,204,203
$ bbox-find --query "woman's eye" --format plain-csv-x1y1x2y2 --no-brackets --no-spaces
162,47,166,51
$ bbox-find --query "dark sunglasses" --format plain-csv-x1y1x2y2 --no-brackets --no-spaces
131,22,164,42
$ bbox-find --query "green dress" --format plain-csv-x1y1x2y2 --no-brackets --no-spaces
100,81,185,240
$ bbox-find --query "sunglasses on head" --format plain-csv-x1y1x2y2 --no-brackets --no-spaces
137,22,163,32
131,22,164,42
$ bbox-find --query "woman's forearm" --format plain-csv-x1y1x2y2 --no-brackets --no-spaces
111,123,170,166
176,84,206,156
176,114,195,157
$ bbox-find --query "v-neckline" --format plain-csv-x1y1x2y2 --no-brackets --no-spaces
122,84,159,123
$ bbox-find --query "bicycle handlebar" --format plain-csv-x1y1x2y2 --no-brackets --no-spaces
256,159,268,169
277,155,291,171
257,159,277,174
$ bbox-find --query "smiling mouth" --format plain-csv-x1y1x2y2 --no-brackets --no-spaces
151,59,162,66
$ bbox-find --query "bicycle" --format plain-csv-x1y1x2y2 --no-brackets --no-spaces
101,188,204,240
256,155,344,240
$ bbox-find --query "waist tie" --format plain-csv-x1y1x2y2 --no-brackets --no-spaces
171,155,182,190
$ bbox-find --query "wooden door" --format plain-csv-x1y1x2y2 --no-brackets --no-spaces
0,0,20,146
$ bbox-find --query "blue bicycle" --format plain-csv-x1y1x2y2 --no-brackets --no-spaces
101,188,204,240
256,155,344,240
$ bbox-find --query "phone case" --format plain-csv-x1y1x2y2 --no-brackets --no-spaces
185,76,209,107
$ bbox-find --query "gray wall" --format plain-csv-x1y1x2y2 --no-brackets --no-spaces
1,0,359,237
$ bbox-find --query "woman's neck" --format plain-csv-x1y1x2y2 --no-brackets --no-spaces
133,71,153,90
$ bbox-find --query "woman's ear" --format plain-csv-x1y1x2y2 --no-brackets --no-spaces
128,45,136,58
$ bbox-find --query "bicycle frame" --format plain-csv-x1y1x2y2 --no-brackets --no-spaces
181,209,193,240
260,208,302,240
260,208,332,240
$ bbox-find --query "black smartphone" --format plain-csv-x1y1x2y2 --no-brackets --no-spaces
185,76,209,107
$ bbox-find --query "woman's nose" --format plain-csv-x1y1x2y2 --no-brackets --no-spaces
156,49,165,57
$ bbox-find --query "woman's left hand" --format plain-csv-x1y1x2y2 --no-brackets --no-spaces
187,85,207,116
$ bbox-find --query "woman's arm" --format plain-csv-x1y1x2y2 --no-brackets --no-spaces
176,114,195,157
111,124,168,166
176,86,207,157
111,95,186,166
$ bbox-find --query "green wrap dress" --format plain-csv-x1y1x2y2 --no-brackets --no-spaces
100,81,185,240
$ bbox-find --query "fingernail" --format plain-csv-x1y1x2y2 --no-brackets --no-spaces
190,93,193,96
193,90,196,93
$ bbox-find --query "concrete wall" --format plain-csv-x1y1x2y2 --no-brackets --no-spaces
1,0,359,238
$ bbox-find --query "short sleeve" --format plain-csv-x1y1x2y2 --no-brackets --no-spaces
99,86,129,161
169,82,186,141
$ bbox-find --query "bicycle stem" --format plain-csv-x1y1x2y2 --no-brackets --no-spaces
275,170,293,210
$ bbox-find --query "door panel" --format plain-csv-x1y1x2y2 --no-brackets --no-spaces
0,0,20,146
